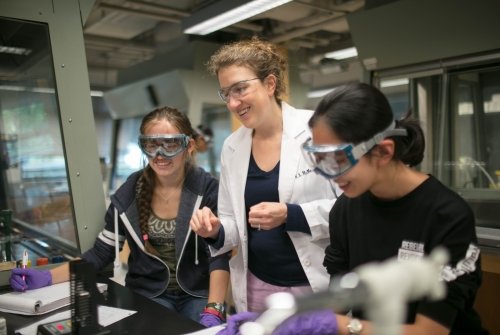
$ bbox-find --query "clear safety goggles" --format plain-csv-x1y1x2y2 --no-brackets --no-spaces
138,134,190,159
302,122,407,179
217,78,260,103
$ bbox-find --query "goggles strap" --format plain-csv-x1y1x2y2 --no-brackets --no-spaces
351,121,407,158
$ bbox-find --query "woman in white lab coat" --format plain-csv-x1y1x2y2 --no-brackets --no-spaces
190,37,337,313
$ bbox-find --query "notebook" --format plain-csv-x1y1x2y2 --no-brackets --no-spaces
0,282,107,315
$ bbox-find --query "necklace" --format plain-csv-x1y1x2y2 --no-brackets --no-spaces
155,189,173,203
155,176,184,204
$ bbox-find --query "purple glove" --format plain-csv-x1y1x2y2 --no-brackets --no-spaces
216,312,259,335
272,310,338,335
199,312,224,327
10,268,52,292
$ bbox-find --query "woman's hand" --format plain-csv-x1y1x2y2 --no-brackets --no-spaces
191,206,221,239
10,268,52,291
248,202,287,230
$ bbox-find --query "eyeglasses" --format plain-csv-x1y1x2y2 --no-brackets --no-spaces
138,134,190,159
217,78,260,103
302,122,407,179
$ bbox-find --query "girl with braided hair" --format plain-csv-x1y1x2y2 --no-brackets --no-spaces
10,106,230,327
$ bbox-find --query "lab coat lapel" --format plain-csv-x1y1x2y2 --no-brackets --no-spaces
279,103,302,203
226,128,252,222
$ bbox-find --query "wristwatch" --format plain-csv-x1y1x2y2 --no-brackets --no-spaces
205,302,226,316
347,318,363,335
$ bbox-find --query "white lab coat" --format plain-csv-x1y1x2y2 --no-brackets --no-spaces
211,102,338,312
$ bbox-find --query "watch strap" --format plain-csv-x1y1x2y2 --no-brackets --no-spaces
205,302,226,316
203,307,225,321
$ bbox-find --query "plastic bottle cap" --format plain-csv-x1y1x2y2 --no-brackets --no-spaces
0,316,6,335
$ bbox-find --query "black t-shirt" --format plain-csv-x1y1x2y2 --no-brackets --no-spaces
325,175,488,334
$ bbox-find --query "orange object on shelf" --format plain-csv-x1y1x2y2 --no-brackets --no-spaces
36,257,49,266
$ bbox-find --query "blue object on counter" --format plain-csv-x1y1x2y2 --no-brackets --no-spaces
51,255,66,263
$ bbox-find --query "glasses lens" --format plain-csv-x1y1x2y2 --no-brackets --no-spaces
217,78,258,103
302,139,356,178
218,89,229,102
315,151,353,178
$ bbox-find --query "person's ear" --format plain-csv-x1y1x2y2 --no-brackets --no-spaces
187,138,196,155
263,74,277,96
374,139,395,166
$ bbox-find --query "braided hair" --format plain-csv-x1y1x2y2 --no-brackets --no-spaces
136,106,196,253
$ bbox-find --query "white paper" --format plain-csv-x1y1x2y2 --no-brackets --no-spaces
182,325,226,335
97,305,137,327
0,282,71,315
0,282,108,315
15,305,136,335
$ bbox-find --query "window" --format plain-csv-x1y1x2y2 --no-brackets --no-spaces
379,64,500,238
0,18,78,261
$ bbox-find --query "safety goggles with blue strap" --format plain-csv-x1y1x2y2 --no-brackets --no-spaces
302,122,407,179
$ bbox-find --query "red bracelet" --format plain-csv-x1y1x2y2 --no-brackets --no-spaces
203,307,225,321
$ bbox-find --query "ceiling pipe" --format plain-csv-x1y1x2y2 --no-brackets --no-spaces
270,15,346,43
125,0,189,17
99,1,261,33
272,13,340,35
98,3,182,23
294,0,349,14
85,34,155,52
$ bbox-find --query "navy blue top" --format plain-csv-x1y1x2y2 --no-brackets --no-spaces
245,154,309,286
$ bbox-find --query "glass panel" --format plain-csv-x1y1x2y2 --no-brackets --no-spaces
92,97,114,199
413,76,444,176
198,105,231,178
378,66,500,243
379,77,410,120
447,69,500,229
0,17,78,265
111,116,142,192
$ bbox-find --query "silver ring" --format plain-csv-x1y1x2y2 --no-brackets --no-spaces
258,224,261,231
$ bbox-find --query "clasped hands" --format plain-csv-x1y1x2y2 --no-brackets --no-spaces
190,202,287,237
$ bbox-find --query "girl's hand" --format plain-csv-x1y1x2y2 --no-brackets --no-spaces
191,206,221,239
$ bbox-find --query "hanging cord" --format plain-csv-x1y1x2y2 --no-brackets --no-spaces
113,208,120,271
195,234,199,265
191,195,203,266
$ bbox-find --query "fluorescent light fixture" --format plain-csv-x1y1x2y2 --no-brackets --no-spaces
183,0,293,35
324,47,358,60
380,78,409,88
0,85,25,92
0,85,103,97
0,45,31,55
307,87,336,99
91,90,104,97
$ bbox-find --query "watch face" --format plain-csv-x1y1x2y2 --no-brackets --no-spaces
207,302,225,314
348,318,363,333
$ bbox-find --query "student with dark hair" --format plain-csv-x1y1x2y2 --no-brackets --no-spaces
10,106,230,327
218,82,488,335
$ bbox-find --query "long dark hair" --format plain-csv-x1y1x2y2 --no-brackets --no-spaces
309,82,425,167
